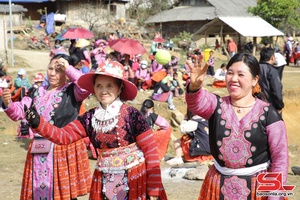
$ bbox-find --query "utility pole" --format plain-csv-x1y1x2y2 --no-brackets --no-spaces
9,0,14,66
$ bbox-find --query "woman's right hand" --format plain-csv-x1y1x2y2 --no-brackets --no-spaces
2,88,12,108
186,56,209,92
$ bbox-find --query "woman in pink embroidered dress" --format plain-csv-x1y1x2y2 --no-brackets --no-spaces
24,60,167,200
186,52,288,200
135,60,151,91
2,54,92,200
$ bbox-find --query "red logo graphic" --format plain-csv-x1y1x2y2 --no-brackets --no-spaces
257,172,295,191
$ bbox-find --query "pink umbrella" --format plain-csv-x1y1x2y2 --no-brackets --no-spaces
62,27,94,39
153,37,165,43
108,38,146,55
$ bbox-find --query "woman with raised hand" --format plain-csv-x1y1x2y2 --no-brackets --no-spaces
25,60,167,200
2,54,92,200
186,53,288,199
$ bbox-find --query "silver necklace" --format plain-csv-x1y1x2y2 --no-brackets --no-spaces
231,102,255,113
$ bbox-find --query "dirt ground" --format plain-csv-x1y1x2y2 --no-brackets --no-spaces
0,48,300,199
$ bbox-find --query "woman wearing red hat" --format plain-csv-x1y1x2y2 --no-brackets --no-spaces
25,60,167,200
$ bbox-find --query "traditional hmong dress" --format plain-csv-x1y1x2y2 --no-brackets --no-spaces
186,88,288,200
145,112,172,160
32,99,167,200
4,66,92,200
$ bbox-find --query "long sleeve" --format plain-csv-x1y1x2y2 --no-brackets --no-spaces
151,61,163,73
65,65,90,101
135,69,142,79
32,116,87,144
268,70,284,110
266,120,288,184
4,96,32,121
185,87,218,120
154,115,170,130
136,131,165,197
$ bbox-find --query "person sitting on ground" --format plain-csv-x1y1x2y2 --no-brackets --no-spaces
212,63,227,88
135,60,151,91
120,54,134,83
166,109,213,165
0,62,8,75
140,99,172,161
0,71,8,109
91,39,108,70
170,72,184,97
49,39,67,58
12,69,31,102
169,55,180,72
151,66,176,110
182,55,193,82
74,38,91,65
150,52,167,84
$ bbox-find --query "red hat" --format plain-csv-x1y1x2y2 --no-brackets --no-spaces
33,73,45,83
78,60,137,101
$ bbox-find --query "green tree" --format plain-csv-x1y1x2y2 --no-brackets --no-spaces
248,0,300,33
127,0,181,26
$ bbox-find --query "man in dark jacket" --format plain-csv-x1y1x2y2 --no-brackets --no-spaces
259,47,284,115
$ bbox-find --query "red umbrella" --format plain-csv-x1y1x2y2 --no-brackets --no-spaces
62,27,94,39
153,37,165,43
108,38,146,55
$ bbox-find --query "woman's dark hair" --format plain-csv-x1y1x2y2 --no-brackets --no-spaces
50,53,72,64
226,52,265,100
226,52,259,79
220,63,227,68
140,99,154,115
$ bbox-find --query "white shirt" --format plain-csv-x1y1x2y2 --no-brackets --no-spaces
274,52,287,67
214,68,227,81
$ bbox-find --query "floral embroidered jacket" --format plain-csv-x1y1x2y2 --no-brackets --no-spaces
186,88,288,184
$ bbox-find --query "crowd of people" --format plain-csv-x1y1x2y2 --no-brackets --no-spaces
0,32,291,200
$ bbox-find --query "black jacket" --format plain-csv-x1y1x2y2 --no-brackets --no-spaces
259,62,284,110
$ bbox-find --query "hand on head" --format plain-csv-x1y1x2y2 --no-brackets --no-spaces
186,55,209,92
54,57,69,71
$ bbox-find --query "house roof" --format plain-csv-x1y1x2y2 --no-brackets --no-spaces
208,0,256,16
194,16,284,37
145,0,256,24
145,6,216,23
0,0,51,2
0,4,27,13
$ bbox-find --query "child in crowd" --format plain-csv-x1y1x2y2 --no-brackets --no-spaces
207,50,215,76
170,72,184,97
